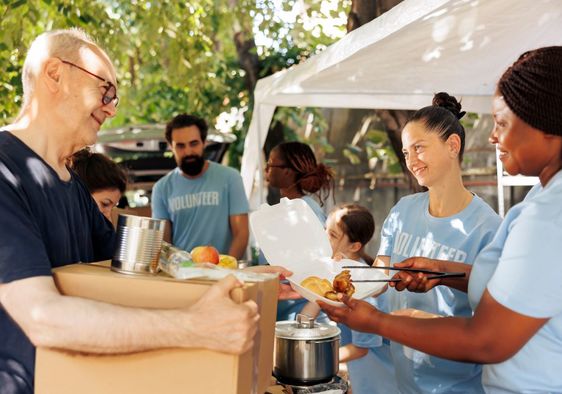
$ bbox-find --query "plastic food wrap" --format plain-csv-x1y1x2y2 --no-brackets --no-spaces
159,241,275,282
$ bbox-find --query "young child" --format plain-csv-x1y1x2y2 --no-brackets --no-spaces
303,204,397,394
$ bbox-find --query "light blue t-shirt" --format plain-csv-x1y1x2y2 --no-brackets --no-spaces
468,170,562,394
378,192,501,394
301,194,327,224
346,293,398,394
151,162,249,253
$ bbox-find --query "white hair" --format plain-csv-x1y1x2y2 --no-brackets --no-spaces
21,28,100,109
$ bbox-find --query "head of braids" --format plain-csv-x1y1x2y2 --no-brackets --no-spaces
274,141,335,206
406,92,467,162
497,46,562,137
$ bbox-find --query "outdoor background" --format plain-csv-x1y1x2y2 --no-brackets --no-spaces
0,0,529,256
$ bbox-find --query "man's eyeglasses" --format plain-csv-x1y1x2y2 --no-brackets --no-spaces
60,59,119,107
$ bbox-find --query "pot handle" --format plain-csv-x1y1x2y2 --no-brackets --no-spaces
296,313,315,328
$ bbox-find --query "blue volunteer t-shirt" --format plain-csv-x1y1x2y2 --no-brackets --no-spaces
378,192,501,394
346,293,398,394
301,195,327,224
151,162,249,254
468,170,562,393
0,131,115,393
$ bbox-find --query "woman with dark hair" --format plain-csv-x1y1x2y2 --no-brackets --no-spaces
265,141,335,321
70,149,127,220
266,141,334,222
320,47,562,393
328,93,502,393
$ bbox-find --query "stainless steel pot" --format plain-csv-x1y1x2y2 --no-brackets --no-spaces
274,314,340,386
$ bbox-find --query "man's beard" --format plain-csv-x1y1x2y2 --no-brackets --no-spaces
180,155,205,176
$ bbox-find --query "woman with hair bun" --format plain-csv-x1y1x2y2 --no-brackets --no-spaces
334,93,501,393
265,141,335,321
321,47,562,393
266,141,334,223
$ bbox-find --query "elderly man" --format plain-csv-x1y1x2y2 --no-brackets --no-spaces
0,29,261,394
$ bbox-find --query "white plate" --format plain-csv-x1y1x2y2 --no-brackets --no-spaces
287,257,389,306
250,199,389,306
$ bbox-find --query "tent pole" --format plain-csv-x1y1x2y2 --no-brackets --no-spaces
256,106,264,205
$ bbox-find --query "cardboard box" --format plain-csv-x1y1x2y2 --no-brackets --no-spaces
35,262,278,394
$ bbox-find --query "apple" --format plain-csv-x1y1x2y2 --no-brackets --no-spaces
218,254,238,269
191,245,220,264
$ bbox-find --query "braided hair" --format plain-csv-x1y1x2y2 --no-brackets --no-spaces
498,46,562,136
407,92,467,162
274,142,334,206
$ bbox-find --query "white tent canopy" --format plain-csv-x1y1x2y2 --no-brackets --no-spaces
241,0,562,198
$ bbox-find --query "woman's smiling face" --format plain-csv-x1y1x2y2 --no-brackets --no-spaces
401,120,459,188
489,95,552,178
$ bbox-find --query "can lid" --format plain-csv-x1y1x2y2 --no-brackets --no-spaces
275,314,340,340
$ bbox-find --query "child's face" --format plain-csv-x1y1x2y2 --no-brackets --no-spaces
326,211,354,258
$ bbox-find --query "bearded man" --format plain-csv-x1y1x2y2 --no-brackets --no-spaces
151,114,249,258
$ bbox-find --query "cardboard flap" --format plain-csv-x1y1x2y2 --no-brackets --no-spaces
52,262,250,307
250,198,332,270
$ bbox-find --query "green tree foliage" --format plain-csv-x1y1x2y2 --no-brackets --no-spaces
0,0,350,167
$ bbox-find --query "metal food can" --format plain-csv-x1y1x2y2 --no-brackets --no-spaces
111,214,168,275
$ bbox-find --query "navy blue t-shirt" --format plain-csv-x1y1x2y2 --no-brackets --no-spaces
0,131,115,393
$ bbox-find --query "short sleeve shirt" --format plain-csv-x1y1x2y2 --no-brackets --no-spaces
468,170,562,393
0,131,115,392
151,162,249,253
378,192,501,394
347,293,398,394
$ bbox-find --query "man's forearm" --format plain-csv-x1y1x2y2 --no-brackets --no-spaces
30,294,196,354
2,275,258,356
228,234,248,260
228,214,249,259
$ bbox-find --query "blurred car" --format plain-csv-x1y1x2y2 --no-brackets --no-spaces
94,124,236,207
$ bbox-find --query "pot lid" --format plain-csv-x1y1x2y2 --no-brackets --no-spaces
275,314,340,340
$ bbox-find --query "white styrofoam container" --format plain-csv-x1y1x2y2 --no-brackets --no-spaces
250,198,388,306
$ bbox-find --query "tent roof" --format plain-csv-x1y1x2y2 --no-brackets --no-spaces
241,0,562,195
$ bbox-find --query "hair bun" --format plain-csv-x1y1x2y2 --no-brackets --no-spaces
298,163,334,195
432,92,465,120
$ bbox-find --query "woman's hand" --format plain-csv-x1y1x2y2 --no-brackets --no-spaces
317,294,381,333
244,265,302,300
390,257,443,293
390,257,471,293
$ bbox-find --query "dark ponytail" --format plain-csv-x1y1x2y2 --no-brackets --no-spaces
407,92,466,162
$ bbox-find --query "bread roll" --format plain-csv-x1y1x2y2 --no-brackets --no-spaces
301,276,334,296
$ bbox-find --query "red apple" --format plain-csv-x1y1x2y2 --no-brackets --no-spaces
191,245,220,264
